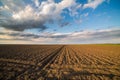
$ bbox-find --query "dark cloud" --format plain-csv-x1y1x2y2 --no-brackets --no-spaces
0,0,50,31
0,0,77,32
19,33,40,38
0,27,120,43
89,29,120,39
0,0,85,32
49,34,68,38
60,22,70,27
0,20,47,31
0,32,6,35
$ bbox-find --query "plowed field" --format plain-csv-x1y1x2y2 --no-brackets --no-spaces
0,45,120,80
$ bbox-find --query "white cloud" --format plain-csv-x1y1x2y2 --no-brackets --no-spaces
0,0,79,31
84,13,89,17
1,0,25,12
12,5,34,20
69,4,82,17
34,0,40,7
0,28,120,44
0,0,107,32
83,0,104,9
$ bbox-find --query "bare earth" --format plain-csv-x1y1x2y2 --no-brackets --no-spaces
0,45,120,80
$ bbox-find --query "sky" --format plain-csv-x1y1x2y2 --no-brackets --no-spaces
0,0,120,44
